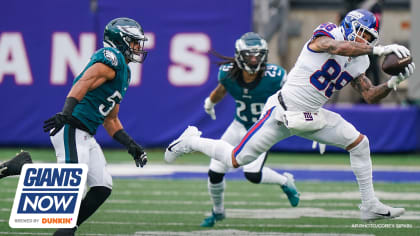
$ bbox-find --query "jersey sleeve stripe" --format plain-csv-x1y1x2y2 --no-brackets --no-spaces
313,30,335,40
233,106,275,158
306,42,321,53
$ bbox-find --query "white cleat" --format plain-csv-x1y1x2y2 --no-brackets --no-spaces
359,198,405,221
164,126,202,163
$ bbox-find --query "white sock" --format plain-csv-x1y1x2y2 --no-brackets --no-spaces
208,180,225,214
349,137,375,204
260,167,288,185
189,137,234,168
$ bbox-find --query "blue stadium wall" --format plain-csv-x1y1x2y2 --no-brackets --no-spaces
0,0,419,153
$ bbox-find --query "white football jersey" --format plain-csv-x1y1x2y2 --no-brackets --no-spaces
282,22,370,111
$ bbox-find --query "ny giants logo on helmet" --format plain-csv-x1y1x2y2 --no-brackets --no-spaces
9,164,87,228
347,10,364,19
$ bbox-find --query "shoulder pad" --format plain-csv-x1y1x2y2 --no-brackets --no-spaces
218,63,234,82
91,47,124,70
312,22,340,40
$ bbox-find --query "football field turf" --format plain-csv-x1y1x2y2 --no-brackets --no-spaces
0,148,419,235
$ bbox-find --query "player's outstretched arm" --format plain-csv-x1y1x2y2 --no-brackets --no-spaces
351,73,392,104
309,36,372,57
310,36,411,59
104,105,147,168
204,83,227,120
351,61,415,103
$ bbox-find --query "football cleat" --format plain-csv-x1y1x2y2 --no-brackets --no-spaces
200,209,226,227
0,150,32,179
164,126,202,163
281,172,300,207
359,198,405,221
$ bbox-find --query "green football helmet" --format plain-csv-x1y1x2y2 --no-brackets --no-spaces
234,32,268,74
103,17,148,63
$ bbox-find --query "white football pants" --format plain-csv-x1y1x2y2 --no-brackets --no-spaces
50,125,113,189
209,119,268,173
234,93,360,165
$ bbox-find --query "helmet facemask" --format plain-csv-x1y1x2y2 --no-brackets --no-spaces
348,21,378,46
235,49,268,74
234,32,268,75
122,35,148,63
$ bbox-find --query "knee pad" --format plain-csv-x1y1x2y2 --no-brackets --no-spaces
349,136,371,170
244,171,262,184
350,136,370,156
208,170,225,184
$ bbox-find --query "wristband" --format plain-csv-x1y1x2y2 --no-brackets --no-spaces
62,97,79,116
204,97,215,109
113,129,133,148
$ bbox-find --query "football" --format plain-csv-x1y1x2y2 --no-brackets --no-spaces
381,53,412,76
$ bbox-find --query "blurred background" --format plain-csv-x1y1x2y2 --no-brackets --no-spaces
0,0,419,153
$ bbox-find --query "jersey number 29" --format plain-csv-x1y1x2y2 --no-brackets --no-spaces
236,101,265,123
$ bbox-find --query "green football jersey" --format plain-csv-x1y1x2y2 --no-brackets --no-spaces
218,63,286,130
72,47,130,134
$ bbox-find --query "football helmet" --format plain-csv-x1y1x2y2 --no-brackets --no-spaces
234,32,268,74
103,17,148,63
340,9,379,46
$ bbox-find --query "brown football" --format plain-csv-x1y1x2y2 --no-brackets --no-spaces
382,53,412,76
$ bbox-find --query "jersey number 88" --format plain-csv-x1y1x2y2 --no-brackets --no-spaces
310,59,353,98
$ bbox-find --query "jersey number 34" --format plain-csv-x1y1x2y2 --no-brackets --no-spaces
310,59,353,98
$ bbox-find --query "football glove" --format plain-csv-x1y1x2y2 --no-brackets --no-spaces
312,141,326,155
43,112,69,136
373,44,410,58
127,141,148,168
204,97,216,120
387,62,416,90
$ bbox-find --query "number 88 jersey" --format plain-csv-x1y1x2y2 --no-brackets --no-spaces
218,63,286,130
281,22,370,112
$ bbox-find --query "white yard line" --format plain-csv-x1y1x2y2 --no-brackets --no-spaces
0,230,374,236
112,190,420,201
102,207,420,220
2,197,420,209
133,230,375,236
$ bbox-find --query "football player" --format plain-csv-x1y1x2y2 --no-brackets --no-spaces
43,18,148,236
197,32,299,227
165,9,415,222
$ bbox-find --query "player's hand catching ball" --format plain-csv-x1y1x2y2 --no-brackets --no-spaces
373,44,410,58
387,62,416,90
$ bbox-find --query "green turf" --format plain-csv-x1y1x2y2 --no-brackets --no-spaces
0,178,419,235
1,148,419,235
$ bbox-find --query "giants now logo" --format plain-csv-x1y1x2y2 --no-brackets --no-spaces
9,164,87,228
